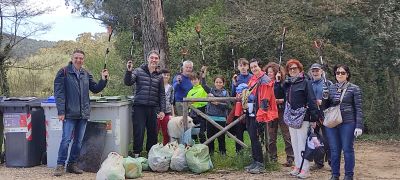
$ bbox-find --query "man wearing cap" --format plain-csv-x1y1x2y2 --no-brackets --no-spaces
124,50,166,158
309,63,332,170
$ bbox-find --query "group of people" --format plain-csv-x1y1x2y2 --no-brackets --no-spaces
53,49,364,180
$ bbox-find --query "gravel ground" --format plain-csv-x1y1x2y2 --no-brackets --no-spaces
0,165,332,180
0,141,398,180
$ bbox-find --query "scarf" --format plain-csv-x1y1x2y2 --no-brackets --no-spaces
286,72,304,84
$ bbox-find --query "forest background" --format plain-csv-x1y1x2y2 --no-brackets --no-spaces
0,0,399,135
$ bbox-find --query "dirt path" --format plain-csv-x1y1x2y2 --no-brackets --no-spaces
1,141,399,180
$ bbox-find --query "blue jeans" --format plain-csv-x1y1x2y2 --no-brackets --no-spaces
325,122,355,177
57,119,87,165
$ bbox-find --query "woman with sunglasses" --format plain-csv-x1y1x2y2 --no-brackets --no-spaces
276,59,319,179
324,64,363,180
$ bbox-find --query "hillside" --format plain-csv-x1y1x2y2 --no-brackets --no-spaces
1,35,57,59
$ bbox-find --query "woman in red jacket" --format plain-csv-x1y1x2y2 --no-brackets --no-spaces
244,58,278,174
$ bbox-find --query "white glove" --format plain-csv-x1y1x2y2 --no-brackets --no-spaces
354,128,363,138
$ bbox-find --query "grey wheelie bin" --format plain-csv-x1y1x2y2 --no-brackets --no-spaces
0,97,46,167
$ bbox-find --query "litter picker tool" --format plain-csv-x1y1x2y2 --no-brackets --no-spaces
129,31,135,59
278,27,287,70
104,25,113,79
195,24,206,68
314,40,324,65
180,47,189,63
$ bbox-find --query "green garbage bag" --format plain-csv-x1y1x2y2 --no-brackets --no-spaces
186,144,213,173
136,157,149,171
123,157,142,179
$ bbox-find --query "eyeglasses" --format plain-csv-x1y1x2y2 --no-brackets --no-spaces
335,71,347,75
289,67,299,71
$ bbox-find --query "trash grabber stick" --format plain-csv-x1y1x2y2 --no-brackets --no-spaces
104,25,113,79
129,31,135,59
314,40,323,65
232,48,235,70
195,24,206,67
180,47,189,63
314,39,329,101
104,25,114,70
278,27,287,71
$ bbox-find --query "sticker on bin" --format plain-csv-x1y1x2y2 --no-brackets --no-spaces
48,117,63,131
3,113,28,133
91,120,112,134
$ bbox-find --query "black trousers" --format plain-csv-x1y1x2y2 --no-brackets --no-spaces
246,116,264,163
191,106,206,143
314,124,331,166
132,106,158,154
232,119,247,152
207,121,226,154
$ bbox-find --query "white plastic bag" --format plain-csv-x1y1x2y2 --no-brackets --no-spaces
170,144,189,171
148,143,175,172
96,152,125,180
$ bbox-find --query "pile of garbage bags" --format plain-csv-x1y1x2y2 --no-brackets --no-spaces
96,143,213,179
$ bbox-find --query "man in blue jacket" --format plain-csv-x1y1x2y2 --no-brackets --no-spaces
309,63,332,171
173,60,194,115
54,49,108,176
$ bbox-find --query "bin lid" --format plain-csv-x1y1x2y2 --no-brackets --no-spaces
0,97,44,107
4,97,37,101
90,96,126,103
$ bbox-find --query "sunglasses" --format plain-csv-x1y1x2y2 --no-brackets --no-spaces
335,71,347,75
289,67,299,71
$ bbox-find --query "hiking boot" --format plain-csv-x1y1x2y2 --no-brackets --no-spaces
248,162,265,174
344,175,353,180
310,164,324,171
244,161,257,171
269,156,278,163
289,166,300,176
283,158,293,167
329,175,339,180
66,163,83,174
53,164,65,176
296,170,310,179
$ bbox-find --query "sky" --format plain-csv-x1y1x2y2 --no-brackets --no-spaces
28,0,105,42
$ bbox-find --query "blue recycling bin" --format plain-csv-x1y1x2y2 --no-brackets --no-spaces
0,97,46,167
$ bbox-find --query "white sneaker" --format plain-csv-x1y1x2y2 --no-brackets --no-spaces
297,170,310,179
249,113,255,117
289,167,300,176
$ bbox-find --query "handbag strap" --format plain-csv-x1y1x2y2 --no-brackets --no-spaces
339,88,347,104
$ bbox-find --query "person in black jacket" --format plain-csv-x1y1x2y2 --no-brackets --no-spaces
54,49,108,176
124,50,166,157
324,64,363,180
276,59,319,179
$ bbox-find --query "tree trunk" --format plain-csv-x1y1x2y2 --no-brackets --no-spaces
0,58,10,96
141,0,170,68
388,69,399,131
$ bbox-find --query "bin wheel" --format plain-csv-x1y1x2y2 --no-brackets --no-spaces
41,152,47,165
